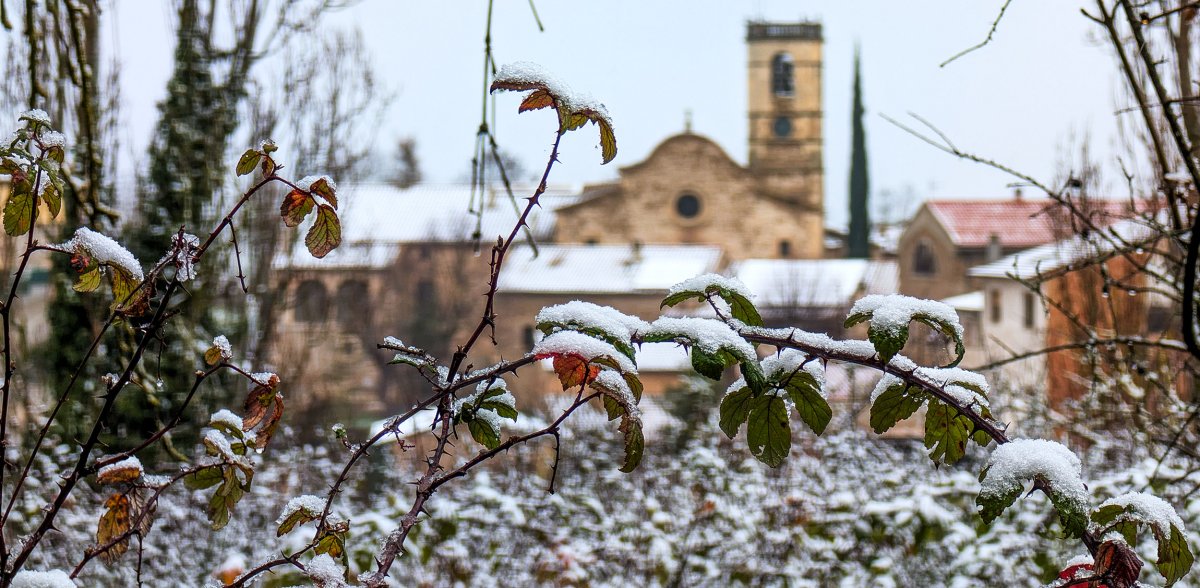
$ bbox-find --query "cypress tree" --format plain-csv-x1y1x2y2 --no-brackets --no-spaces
848,46,871,259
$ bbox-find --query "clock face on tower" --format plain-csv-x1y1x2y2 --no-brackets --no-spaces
772,116,792,138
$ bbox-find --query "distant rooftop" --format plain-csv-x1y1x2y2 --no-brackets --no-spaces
746,21,822,41
729,258,898,308
968,216,1158,280
925,197,1141,249
498,243,723,295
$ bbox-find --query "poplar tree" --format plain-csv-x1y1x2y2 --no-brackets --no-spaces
847,47,870,259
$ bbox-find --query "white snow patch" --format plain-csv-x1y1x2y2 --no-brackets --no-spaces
667,273,754,300
61,227,144,281
533,331,636,374
1097,492,1186,534
277,494,326,526
209,409,243,431
19,109,51,126
11,570,75,588
494,62,612,128
648,317,756,361
211,335,232,359
97,456,143,480
850,294,963,339
980,439,1087,509
305,553,348,587
296,174,337,194
536,301,650,343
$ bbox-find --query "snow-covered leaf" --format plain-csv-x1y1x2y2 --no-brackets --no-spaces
977,439,1089,538
1091,493,1194,585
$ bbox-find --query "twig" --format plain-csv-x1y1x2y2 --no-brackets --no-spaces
940,0,1013,67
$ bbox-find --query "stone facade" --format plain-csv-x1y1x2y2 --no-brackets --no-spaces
554,133,824,259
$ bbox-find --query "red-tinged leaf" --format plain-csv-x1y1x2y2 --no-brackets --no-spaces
242,374,284,450
305,204,341,258
519,89,555,112
97,493,132,564
309,177,338,209
261,155,276,177
552,354,600,390
490,79,547,94
280,190,314,228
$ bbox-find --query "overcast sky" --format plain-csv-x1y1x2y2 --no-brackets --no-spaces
112,1,1123,229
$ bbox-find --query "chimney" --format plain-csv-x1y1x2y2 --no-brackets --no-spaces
986,233,1002,262
1013,188,1023,201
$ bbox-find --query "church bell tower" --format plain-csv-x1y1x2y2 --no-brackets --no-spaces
746,22,823,214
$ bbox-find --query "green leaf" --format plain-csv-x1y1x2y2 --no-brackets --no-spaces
781,372,831,435
619,415,644,472
1158,524,1195,586
870,383,926,434
867,323,909,366
741,361,768,395
73,267,102,293
305,204,342,258
719,386,754,438
602,395,625,421
976,470,1022,525
236,149,261,176
727,292,764,327
3,189,33,236
660,291,702,309
467,416,501,450
972,429,993,447
109,268,140,311
843,311,870,329
184,467,223,490
1048,489,1088,539
42,180,61,218
691,348,726,380
747,393,791,467
207,471,246,530
623,372,644,403
913,314,966,368
924,400,970,465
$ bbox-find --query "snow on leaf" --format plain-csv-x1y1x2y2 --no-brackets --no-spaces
97,457,143,485
662,273,763,327
299,175,339,209
1092,492,1194,585
846,294,964,367
276,494,326,536
491,61,617,164
536,301,648,363
305,553,349,588
977,439,1089,538
305,204,341,258
60,227,145,282
205,335,233,366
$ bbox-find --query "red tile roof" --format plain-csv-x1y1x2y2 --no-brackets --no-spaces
925,198,1140,249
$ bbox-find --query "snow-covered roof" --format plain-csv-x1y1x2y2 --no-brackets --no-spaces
924,197,1140,249
497,244,723,294
968,217,1158,280
728,258,898,308
274,182,583,269
941,291,984,313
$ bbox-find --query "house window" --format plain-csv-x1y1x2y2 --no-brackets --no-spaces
1022,292,1035,329
676,193,701,218
295,280,328,323
779,240,792,258
523,325,536,349
771,53,794,96
990,289,1002,324
337,280,370,329
913,241,936,276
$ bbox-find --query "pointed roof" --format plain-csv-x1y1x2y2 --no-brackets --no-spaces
924,197,1139,249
